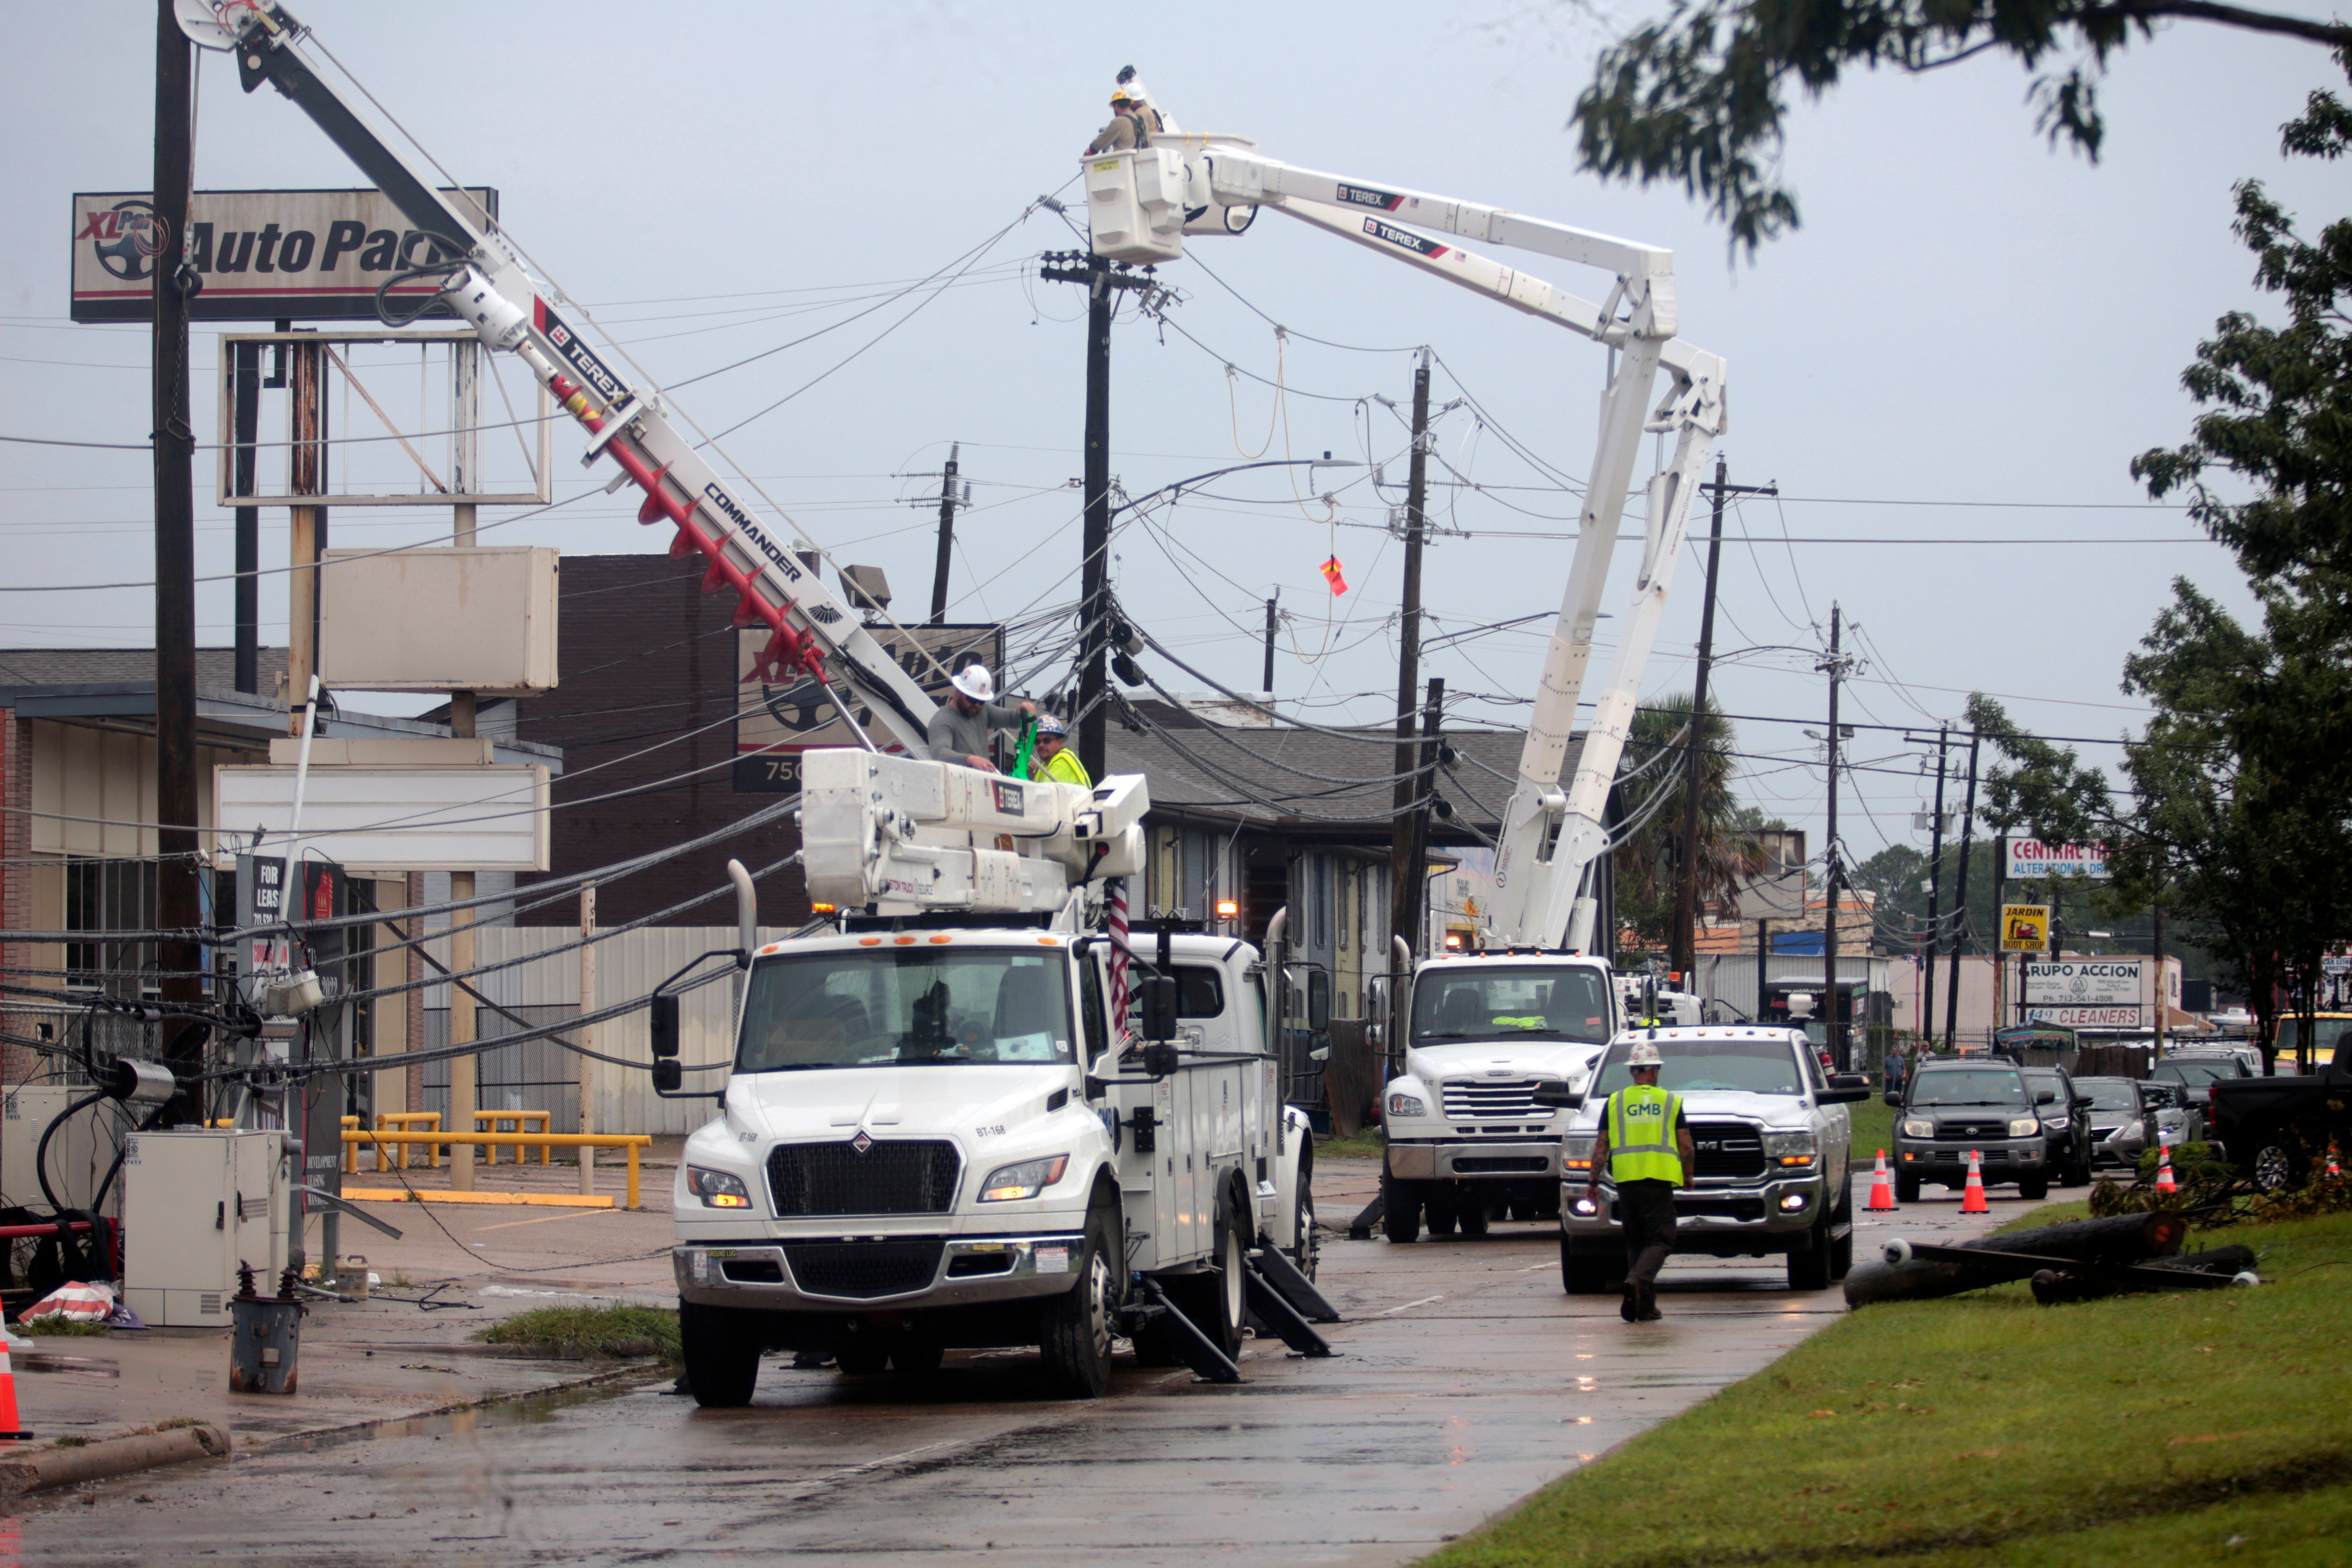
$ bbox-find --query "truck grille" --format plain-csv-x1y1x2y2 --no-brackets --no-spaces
1452,1154,1552,1174
1675,1195,1766,1221
766,1140,962,1217
1687,1122,1765,1180
1442,1078,1542,1118
1938,1119,2011,1142
780,1239,944,1300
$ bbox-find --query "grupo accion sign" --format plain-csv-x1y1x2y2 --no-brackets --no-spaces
2002,839,2110,880
70,188,497,323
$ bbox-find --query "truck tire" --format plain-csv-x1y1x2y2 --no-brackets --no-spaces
1381,1173,1423,1243
891,1345,944,1378
1290,1146,1321,1281
1456,1200,1490,1237
1787,1209,1834,1292
679,1300,764,1408
1039,1198,1120,1399
1895,1171,1921,1205
1560,1237,1613,1295
2252,1135,2307,1193
1425,1192,1459,1237
835,1348,889,1375
2020,1175,2050,1200
1160,1181,1248,1363
1828,1190,1854,1281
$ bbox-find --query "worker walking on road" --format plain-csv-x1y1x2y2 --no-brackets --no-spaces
1585,1040,1697,1323
1027,714,1092,788
927,664,1033,773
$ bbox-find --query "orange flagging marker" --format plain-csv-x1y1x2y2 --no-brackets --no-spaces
1320,556,1348,594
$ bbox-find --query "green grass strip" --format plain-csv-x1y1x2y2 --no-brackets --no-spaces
477,1303,680,1363
1425,1209,2352,1567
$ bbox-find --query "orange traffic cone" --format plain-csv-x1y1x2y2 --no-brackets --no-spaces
0,1336,29,1442
1960,1149,1990,1214
2328,1145,2341,1180
2155,1145,2177,1194
1866,1149,1898,1211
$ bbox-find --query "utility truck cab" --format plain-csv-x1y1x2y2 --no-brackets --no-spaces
1376,952,1622,1241
672,917,1324,1403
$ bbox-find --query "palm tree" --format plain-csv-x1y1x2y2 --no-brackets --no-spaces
1611,693,1761,955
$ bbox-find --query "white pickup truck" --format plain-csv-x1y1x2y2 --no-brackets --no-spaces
670,924,1323,1402
1552,1025,1872,1292
1375,952,1623,1240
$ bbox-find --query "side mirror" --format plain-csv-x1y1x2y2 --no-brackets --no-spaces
650,994,681,1060
1141,1039,1182,1079
1140,974,1178,1043
2073,1095,2095,1109
651,1058,683,1093
1818,1076,1872,1105
2035,1087,2056,1105
1309,1045,1330,1064
1529,1083,1582,1109
1829,1074,1869,1091
1366,1021,1385,1049
1883,1090,1903,1107
1307,970,1332,1031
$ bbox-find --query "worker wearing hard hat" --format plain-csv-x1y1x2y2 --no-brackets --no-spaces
1084,66,1174,154
927,664,1034,773
1026,714,1091,789
1584,1040,1697,1323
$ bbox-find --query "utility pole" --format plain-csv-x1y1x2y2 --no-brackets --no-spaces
1818,604,1849,1071
1944,729,1979,1051
927,441,961,623
1263,594,1278,695
446,344,479,1192
230,340,261,694
1673,459,1775,982
152,0,203,1123
1039,251,1156,782
1389,349,1434,960
1397,678,1446,955
1921,724,1950,1042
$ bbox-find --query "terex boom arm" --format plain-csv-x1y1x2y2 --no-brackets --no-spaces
178,1,940,754
1085,138,1726,951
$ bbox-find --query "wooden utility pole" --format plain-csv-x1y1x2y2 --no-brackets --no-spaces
1820,604,1847,1070
1944,731,1980,1050
152,0,203,1120
447,366,479,1191
1388,349,1433,959
927,442,961,623
1922,724,1950,1042
578,884,597,1195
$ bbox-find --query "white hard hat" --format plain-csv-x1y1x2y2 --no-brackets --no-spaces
949,664,995,702
1627,1042,1664,1069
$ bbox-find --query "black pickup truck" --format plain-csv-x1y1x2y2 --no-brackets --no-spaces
2207,1055,2352,1191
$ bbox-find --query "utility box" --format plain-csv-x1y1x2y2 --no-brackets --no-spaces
1085,147,1185,264
319,545,559,695
120,1130,291,1327
0,1082,120,1217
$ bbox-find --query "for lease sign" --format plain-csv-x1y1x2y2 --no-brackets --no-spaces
2004,839,2110,880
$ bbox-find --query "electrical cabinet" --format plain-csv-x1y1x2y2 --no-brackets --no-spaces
120,1130,291,1327
0,1082,122,1216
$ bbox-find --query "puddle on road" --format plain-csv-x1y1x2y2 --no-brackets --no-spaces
262,1379,644,1455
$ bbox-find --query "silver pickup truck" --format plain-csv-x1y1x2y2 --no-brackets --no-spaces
1550,1026,1873,1294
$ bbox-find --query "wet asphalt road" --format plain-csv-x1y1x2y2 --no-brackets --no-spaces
3,1174,2049,1566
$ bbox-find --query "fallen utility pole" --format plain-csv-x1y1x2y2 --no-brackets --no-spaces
1671,458,1775,982
1389,348,1434,960
1038,252,1158,782
152,0,204,1123
1843,1210,2187,1308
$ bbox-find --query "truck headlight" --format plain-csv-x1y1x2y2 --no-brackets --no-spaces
1561,1135,1596,1174
1387,1091,1428,1119
684,1166,753,1209
979,1153,1069,1202
2007,1117,2042,1138
1763,1131,1817,1168
1901,1118,1934,1139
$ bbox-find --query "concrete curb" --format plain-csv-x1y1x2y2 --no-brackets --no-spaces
0,1425,231,1497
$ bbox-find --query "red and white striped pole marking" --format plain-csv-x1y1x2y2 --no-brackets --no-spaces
1107,877,1132,1045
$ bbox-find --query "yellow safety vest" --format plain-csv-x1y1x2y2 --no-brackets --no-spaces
1604,1084,1684,1184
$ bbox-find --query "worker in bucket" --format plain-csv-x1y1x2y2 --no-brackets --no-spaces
1584,1040,1697,1323
1084,67,1171,153
1026,714,1091,789
928,664,1033,773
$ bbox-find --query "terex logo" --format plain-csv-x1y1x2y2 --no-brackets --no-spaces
701,483,803,581
1336,184,1403,211
1364,218,1448,259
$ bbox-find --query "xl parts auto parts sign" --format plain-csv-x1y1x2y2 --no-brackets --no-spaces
71,188,496,322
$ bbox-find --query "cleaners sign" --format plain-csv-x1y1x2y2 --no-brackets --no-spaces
2003,839,2111,880
71,187,497,323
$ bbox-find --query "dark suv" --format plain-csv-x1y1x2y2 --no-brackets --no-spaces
1888,1060,2051,1202
2023,1066,2096,1187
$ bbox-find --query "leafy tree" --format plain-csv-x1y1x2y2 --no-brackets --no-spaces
1613,692,1761,953
1570,2,2352,251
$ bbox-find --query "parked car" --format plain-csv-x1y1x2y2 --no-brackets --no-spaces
2148,1056,2252,1108
2022,1066,2096,1187
2137,1078,2206,1146
1889,1060,2051,1202
2073,1077,2155,1170
2167,1042,2264,1074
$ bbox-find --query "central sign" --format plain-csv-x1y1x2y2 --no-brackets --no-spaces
2003,840,2110,880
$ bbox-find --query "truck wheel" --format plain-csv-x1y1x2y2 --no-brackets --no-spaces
1039,1200,1119,1399
2252,1137,2306,1193
1290,1148,1321,1282
1425,1193,1459,1237
1828,1192,1854,1281
1786,1210,1834,1292
1381,1174,1423,1244
1894,1172,1921,1205
679,1300,764,1408
1457,1201,1490,1237
1560,1238,1613,1295
891,1345,944,1378
1161,1183,1247,1363
2019,1176,2050,1200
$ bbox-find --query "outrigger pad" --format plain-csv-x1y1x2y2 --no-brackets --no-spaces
1250,1244,1341,1323
1131,1276,1242,1384
1242,1259,1335,1358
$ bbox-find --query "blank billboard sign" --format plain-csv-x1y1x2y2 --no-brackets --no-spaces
214,764,550,871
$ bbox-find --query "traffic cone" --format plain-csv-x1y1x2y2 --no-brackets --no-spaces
0,1337,29,1443
1960,1149,1990,1214
2327,1145,2341,1180
2156,1146,2177,1195
1866,1149,1898,1211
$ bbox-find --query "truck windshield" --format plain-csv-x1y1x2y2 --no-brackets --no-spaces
2152,1061,2236,1090
2277,1017,2350,1057
1907,1069,2031,1107
1587,1038,1806,1097
1411,967,1612,1044
737,949,1075,1072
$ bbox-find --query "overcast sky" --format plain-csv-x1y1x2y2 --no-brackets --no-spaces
2,1,2340,875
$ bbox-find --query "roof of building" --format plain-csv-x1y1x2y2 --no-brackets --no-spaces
1103,708,1576,837
0,646,288,690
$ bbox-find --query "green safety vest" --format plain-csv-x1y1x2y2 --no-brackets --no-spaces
1604,1084,1684,1184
